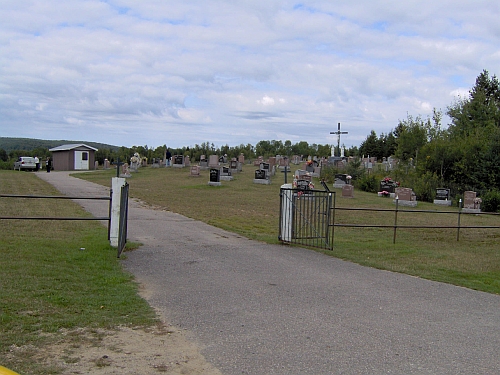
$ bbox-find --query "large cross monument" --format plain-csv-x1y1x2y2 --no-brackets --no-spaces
330,122,348,157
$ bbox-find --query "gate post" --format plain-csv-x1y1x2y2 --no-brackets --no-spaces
110,177,127,247
279,183,294,242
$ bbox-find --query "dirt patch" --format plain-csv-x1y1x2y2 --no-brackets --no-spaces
12,324,222,375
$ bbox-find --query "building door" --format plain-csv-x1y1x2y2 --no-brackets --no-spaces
74,151,89,170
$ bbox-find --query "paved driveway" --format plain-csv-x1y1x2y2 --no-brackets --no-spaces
37,171,500,375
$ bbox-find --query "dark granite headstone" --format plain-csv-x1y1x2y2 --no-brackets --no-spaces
174,155,184,165
210,168,220,182
435,188,450,201
255,169,266,180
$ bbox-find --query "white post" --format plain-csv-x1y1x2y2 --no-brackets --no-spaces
280,183,293,242
110,177,127,247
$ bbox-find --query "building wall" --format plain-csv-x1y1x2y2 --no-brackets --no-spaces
51,148,95,171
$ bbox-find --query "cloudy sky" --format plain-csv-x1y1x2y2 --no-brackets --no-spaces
1,1,499,150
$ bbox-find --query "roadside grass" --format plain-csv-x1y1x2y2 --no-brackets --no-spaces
0,171,157,375
74,165,500,294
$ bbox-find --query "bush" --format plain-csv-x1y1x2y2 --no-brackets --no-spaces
357,174,379,193
480,190,500,212
320,164,339,184
412,171,441,202
0,160,14,170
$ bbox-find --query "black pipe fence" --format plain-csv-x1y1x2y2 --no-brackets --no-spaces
332,199,500,245
279,186,500,250
0,193,112,238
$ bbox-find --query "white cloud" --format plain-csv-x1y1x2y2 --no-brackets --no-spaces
259,96,275,106
1,0,499,148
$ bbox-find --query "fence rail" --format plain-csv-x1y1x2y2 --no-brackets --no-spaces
0,193,112,237
332,199,500,244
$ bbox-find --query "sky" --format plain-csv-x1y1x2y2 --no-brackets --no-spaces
1,1,499,150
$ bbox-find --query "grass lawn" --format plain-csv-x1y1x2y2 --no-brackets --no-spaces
74,164,500,295
0,171,157,374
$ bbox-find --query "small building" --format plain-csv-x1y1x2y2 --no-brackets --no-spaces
49,144,98,171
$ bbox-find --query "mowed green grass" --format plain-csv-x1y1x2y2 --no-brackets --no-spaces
0,171,157,375
74,164,500,294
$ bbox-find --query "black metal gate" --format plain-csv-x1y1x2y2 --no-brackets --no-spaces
279,187,335,250
117,182,129,258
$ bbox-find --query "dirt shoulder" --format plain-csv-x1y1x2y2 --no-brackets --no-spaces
15,323,222,375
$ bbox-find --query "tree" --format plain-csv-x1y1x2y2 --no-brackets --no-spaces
359,130,380,159
447,70,500,138
394,115,428,162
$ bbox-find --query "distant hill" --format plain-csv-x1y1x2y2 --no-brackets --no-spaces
0,137,120,152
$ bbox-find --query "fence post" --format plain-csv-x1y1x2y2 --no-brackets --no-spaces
457,198,462,241
110,177,127,247
279,184,293,242
393,198,399,244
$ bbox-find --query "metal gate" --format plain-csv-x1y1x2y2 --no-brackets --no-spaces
117,182,129,257
279,187,334,250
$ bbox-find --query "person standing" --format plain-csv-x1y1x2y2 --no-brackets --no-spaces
34,156,40,171
166,149,172,167
46,157,52,173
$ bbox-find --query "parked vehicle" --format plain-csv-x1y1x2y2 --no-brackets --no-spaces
14,156,36,171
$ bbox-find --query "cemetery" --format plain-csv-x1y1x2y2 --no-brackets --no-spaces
4,134,500,295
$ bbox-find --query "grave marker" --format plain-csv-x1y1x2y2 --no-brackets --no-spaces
208,168,221,186
220,166,234,181
173,155,185,168
190,165,200,177
208,155,219,168
254,168,271,185
463,191,481,212
394,187,417,207
342,184,354,198
434,188,451,206
333,174,349,188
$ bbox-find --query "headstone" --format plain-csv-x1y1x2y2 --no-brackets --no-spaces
379,178,397,194
305,162,315,173
434,188,451,206
333,174,348,188
173,155,185,168
394,187,417,207
342,184,354,198
295,179,311,191
208,168,221,186
190,165,200,177
152,158,160,168
229,158,238,172
129,161,139,172
295,170,312,182
199,155,208,170
268,157,277,171
120,163,131,178
238,154,245,164
253,169,271,185
220,166,234,181
208,155,219,168
104,159,110,169
260,162,271,178
94,161,99,170
184,156,191,166
254,156,264,166
313,166,321,178
463,191,481,212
